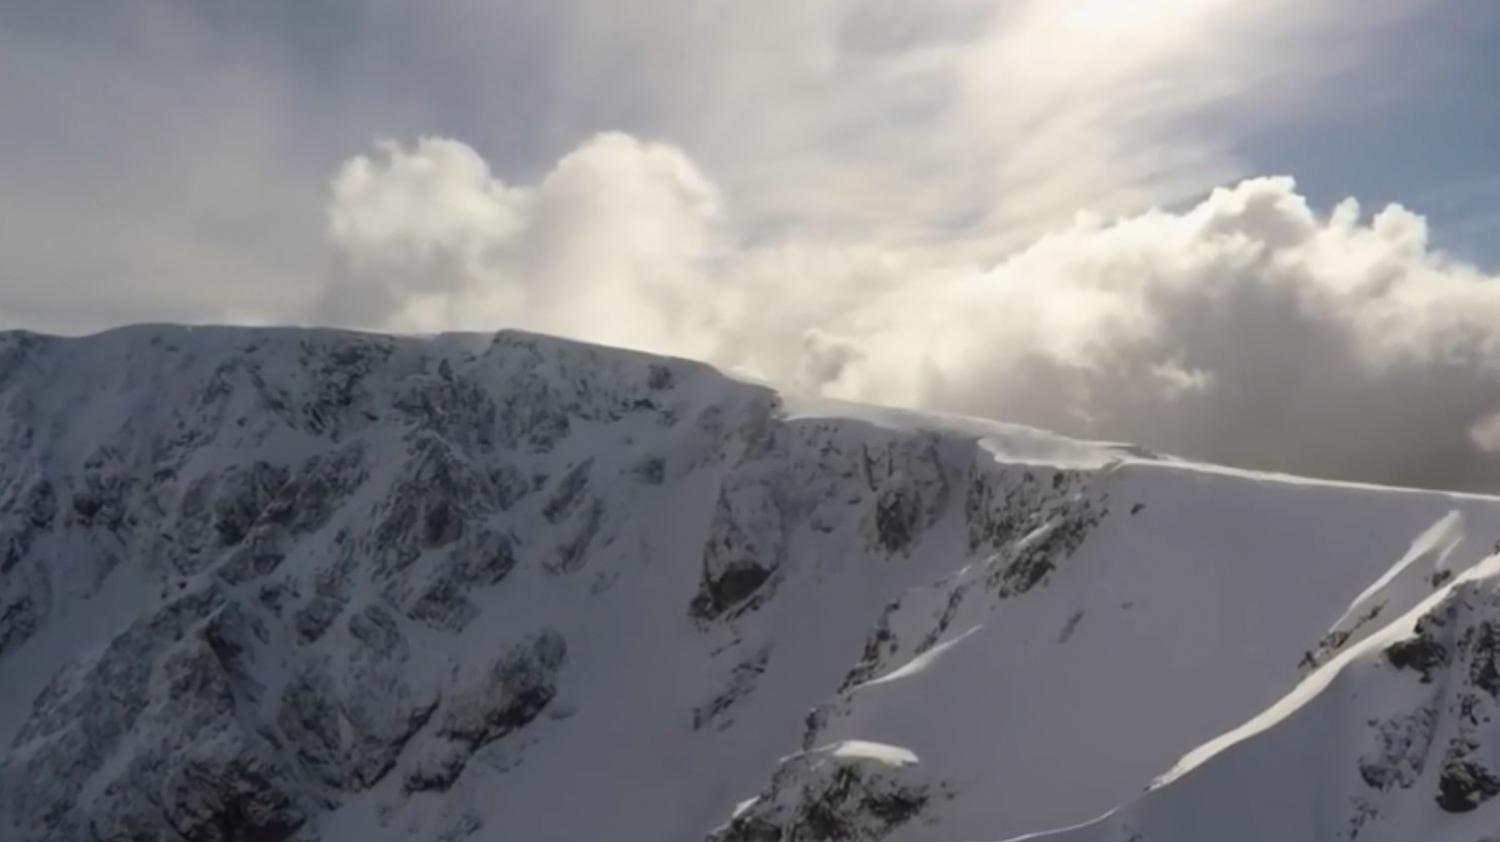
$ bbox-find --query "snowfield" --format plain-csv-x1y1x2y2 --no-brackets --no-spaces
3,325,1500,841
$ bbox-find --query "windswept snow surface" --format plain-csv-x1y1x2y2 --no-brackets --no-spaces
1,326,1500,841
1018,552,1500,842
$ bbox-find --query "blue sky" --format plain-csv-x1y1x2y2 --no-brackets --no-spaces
5,1,1500,488
3,2,1497,328
1234,3,1500,266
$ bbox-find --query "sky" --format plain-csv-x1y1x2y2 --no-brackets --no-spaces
3,1,1500,490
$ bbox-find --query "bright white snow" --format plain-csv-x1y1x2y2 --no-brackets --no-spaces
2,326,1500,842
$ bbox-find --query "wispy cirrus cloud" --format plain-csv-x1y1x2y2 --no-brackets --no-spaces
8,0,1500,489
327,131,1500,490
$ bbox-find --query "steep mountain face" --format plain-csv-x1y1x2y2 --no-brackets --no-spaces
1023,553,1500,842
3,326,1500,842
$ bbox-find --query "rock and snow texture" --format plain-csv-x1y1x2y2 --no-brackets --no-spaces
1023,553,1500,842
5,326,1500,841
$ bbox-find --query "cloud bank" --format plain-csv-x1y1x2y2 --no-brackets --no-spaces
323,134,726,353
4,0,1497,490
0,0,1433,332
325,134,1500,491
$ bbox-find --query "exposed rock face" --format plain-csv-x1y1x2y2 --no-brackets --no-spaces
691,484,785,620
2,327,1044,842
1359,707,1437,792
1026,552,1500,842
439,630,567,750
1372,584,1500,815
11,326,1500,842
0,329,658,841
965,466,1106,597
822,464,1110,711
709,742,934,842
695,645,773,732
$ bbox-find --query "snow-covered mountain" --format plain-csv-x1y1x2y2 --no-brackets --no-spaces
4,325,1500,842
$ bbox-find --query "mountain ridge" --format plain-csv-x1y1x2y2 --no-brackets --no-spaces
2,325,1500,841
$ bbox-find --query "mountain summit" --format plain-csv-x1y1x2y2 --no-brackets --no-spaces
3,326,1500,841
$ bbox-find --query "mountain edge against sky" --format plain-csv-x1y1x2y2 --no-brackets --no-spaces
3,325,1500,841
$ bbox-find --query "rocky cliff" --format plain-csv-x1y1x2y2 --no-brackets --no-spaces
4,326,1500,842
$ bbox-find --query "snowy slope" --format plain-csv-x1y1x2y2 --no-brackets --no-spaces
2,326,1500,842
1009,541,1500,842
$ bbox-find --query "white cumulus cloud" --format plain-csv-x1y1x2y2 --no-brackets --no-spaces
321,133,727,354
324,135,1500,490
